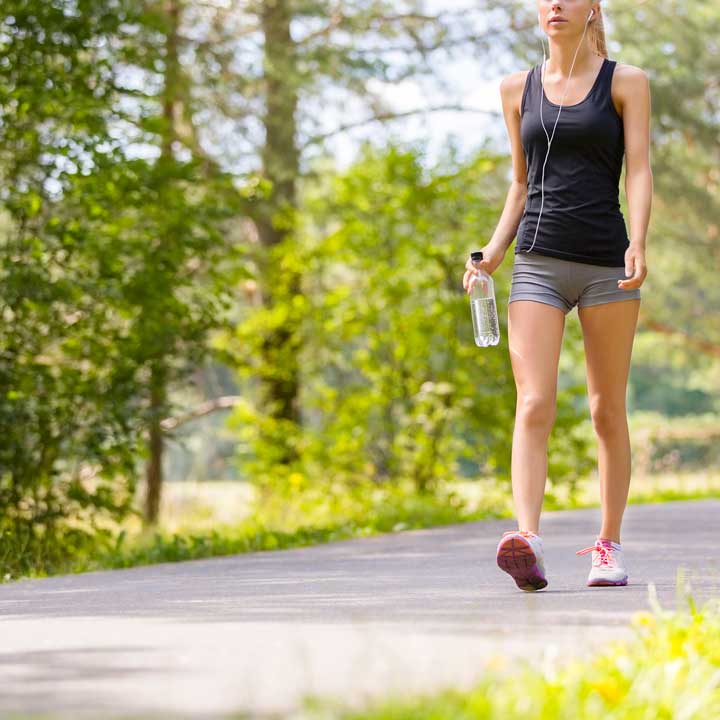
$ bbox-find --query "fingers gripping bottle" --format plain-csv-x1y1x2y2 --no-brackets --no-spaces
469,251,500,347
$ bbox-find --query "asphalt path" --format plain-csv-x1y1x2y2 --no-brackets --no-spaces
0,499,718,719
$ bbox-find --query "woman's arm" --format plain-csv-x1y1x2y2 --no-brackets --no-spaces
489,70,530,253
463,70,530,291
615,64,653,290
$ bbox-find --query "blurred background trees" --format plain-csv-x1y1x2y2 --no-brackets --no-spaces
1,0,717,576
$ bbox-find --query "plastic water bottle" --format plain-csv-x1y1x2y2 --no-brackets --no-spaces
469,250,500,347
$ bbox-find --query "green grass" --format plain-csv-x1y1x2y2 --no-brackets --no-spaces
2,472,718,583
2,483,511,581
91,485,510,571
291,579,720,720
78,475,720,577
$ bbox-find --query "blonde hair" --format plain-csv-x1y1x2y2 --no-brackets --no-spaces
589,2,608,58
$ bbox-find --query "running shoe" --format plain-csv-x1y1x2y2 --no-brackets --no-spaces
496,530,548,591
576,537,628,586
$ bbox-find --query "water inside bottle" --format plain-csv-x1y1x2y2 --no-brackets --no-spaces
470,296,500,347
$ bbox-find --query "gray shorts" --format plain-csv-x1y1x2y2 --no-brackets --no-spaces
509,250,641,314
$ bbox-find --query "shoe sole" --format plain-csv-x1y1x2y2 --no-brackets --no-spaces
496,535,547,592
587,577,628,587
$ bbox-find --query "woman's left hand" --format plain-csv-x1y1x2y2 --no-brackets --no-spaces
618,244,647,290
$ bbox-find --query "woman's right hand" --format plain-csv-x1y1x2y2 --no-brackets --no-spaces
462,243,506,294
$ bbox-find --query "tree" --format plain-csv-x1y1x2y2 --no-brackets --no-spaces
0,0,246,552
0,0,143,573
223,141,595,512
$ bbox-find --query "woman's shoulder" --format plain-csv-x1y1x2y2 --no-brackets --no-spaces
500,67,534,94
609,62,651,108
611,61,649,83
500,68,535,114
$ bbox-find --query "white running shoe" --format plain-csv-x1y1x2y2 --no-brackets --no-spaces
496,530,548,591
576,537,628,587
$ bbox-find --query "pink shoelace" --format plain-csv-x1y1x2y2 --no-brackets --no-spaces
576,539,616,567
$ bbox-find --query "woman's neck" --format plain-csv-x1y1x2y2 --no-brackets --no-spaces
544,42,600,78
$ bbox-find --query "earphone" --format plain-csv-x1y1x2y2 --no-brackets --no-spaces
523,8,595,254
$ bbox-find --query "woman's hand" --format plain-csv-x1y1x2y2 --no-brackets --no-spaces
618,243,648,290
462,243,506,294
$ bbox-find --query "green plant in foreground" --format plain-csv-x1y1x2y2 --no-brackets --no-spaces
296,576,720,720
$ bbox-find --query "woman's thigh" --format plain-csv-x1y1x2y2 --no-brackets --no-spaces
508,299,566,409
578,298,640,413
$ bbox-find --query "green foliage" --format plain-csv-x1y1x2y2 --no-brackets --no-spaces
0,0,129,180
1,0,716,581
0,1,246,573
0,154,243,572
15,480,507,579
222,141,594,510
5,471,719,582
629,411,720,475
0,0,143,577
611,0,720,384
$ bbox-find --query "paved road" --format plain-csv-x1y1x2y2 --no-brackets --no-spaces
0,499,718,719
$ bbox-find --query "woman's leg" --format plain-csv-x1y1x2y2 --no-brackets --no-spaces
508,299,566,534
578,298,641,544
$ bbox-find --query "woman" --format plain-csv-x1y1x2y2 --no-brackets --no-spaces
462,0,652,592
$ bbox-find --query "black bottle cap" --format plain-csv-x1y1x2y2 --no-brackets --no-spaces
471,250,483,262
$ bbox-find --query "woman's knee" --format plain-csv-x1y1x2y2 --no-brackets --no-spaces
516,393,556,432
589,397,627,436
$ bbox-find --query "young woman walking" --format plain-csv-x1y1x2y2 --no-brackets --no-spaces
462,0,652,591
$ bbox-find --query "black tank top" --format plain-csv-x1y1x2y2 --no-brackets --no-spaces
515,57,629,267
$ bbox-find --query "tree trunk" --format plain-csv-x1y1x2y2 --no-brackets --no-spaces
256,0,302,447
143,0,181,524
144,363,167,524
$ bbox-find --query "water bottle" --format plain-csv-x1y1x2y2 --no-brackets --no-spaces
468,250,500,347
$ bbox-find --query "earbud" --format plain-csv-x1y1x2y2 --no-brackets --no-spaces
588,9,594,20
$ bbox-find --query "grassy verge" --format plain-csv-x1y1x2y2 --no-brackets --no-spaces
85,470,720,575
293,581,720,720
2,471,718,584
456,471,720,519
61,481,512,575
